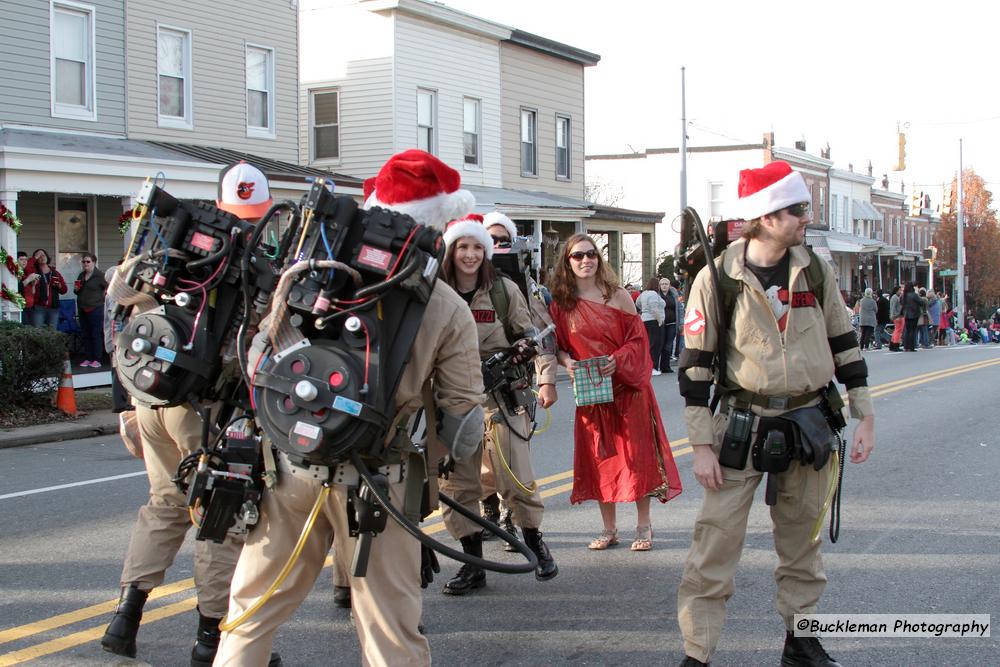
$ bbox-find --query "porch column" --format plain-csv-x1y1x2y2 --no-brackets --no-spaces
641,232,655,284
1,191,19,322
606,231,623,280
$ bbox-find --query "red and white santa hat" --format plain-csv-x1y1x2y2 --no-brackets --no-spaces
443,213,493,259
363,149,475,230
483,211,517,240
217,161,273,220
737,160,810,220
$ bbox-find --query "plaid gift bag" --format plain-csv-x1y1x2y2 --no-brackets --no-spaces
572,356,614,407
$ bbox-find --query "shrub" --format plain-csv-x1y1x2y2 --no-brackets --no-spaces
0,321,68,410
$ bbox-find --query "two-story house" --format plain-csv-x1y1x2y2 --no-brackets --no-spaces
0,0,359,323
298,0,660,278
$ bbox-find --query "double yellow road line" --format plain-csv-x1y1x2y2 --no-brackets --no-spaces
1,354,996,665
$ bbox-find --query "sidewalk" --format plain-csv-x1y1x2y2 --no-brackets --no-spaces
0,409,119,449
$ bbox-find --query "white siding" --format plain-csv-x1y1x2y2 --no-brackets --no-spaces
125,0,298,162
298,2,395,177
394,14,502,187
500,42,585,198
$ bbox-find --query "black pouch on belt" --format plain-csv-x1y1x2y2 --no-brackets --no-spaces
752,419,794,506
779,405,835,471
719,408,754,470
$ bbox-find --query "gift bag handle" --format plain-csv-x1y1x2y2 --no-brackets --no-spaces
585,361,605,387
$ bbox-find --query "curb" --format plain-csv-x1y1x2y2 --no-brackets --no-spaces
0,411,120,449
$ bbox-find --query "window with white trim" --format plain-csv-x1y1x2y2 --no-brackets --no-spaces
157,25,192,127
51,1,96,119
463,97,480,167
310,89,339,161
417,89,436,154
246,45,275,137
555,115,571,179
708,182,724,219
520,108,537,176
819,186,826,226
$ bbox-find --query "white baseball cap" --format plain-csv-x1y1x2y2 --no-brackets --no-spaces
217,161,273,219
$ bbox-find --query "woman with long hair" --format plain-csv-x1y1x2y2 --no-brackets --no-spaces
548,234,682,551
435,215,559,593
635,276,666,376
23,249,67,328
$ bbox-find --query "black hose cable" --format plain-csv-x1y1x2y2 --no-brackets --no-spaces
829,431,847,543
353,256,420,299
237,201,299,390
489,388,534,442
185,233,231,271
684,207,726,412
350,450,537,574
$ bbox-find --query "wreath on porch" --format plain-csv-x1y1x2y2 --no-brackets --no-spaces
118,209,136,236
0,203,23,234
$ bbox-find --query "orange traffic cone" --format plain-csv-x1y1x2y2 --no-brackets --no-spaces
55,354,78,416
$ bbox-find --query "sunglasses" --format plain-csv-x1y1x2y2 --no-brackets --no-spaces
491,235,511,246
781,202,811,218
568,250,599,261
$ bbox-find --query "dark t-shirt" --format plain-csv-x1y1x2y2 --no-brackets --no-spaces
745,250,792,332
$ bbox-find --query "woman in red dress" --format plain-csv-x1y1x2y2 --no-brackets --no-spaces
549,234,682,551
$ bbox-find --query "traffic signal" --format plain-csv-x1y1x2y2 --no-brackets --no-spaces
909,190,922,217
940,185,953,216
896,131,906,171
923,245,937,262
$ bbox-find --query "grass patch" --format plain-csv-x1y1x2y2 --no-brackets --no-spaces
0,389,113,430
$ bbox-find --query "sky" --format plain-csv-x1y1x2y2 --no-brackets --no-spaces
444,0,1000,215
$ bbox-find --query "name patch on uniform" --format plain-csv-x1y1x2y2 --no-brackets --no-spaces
791,290,818,308
471,309,496,323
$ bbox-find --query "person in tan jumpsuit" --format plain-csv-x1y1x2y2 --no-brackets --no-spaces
434,214,559,594
216,150,485,667
675,161,875,667
101,162,280,667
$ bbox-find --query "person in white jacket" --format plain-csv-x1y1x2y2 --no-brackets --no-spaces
635,276,666,376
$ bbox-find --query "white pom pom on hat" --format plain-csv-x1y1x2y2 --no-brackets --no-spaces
443,214,493,259
362,149,475,230
737,160,810,220
483,211,517,240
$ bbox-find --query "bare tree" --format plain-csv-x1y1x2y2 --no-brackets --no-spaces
585,179,625,207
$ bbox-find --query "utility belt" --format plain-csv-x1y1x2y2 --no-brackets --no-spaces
719,389,836,506
276,450,407,487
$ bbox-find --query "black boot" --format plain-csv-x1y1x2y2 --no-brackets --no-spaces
781,631,842,667
443,533,485,595
333,585,351,609
101,584,149,658
480,494,500,541
678,657,709,666
501,508,519,553
190,610,222,667
521,527,558,581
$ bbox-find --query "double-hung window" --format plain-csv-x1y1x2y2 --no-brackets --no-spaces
520,109,537,177
417,89,436,154
310,89,339,161
555,115,571,179
463,97,481,167
246,45,275,137
157,25,192,128
51,1,96,120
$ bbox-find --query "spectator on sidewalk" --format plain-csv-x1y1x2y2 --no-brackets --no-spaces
635,277,666,376
75,253,109,368
901,282,923,352
889,285,904,351
23,249,67,328
926,289,941,348
658,278,680,373
858,288,878,350
875,290,890,349
916,288,931,349
674,292,686,359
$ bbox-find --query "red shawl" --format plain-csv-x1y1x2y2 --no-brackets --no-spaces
550,298,682,504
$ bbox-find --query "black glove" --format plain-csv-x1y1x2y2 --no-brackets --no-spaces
420,544,440,588
508,338,538,365
438,455,455,479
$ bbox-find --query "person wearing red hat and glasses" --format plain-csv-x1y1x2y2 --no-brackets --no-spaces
102,162,281,667
675,161,875,667
216,150,485,667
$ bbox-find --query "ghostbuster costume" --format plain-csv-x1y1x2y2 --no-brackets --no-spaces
102,162,279,667
436,216,558,595
216,150,485,667
676,162,873,667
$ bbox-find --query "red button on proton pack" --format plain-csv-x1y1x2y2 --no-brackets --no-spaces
329,371,344,389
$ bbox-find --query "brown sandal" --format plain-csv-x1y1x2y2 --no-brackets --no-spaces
630,525,653,551
588,528,619,550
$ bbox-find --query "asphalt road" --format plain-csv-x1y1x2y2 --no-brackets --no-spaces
1,343,999,666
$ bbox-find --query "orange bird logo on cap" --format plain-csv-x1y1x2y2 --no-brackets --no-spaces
237,182,255,200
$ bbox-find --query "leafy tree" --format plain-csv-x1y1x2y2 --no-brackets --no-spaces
656,253,675,278
933,168,1000,309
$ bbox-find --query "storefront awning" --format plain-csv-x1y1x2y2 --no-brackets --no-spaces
852,199,882,221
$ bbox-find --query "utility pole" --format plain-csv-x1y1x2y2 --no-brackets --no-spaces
680,67,688,213
956,139,966,327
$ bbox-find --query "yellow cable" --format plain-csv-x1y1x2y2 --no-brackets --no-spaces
490,420,537,496
292,208,315,262
188,498,202,529
219,484,331,632
530,389,552,435
810,450,840,543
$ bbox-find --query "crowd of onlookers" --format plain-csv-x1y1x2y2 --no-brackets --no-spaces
16,249,110,368
628,278,685,375
847,284,1000,352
